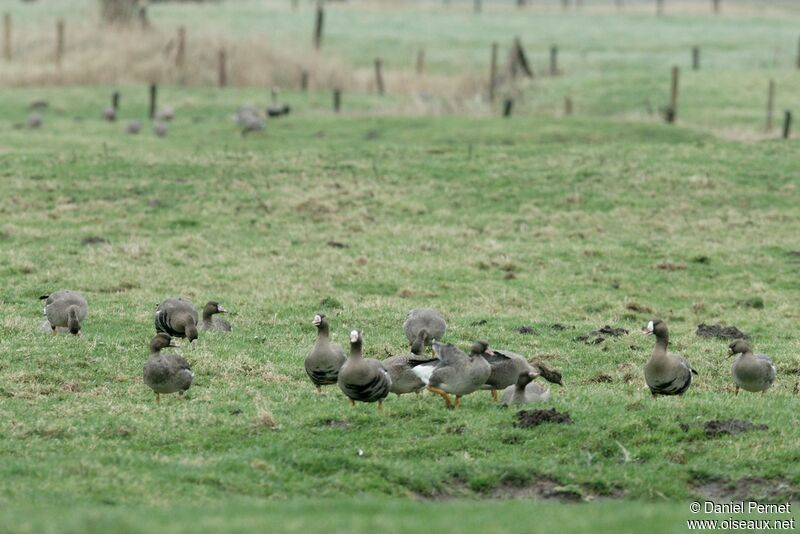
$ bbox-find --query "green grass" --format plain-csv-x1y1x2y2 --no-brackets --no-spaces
0,83,798,530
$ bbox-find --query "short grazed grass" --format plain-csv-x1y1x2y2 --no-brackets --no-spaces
0,82,798,530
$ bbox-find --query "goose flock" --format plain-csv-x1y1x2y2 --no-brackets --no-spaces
39,291,777,408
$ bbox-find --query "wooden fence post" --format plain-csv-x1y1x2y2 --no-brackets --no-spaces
218,49,227,88
561,0,569,11
502,98,513,117
615,0,623,11
300,69,309,91
374,58,385,95
474,0,481,13
313,3,324,51
176,27,186,69
656,0,664,16
2,13,10,61
149,83,157,119
139,4,149,30
550,45,558,76
489,42,498,103
416,49,425,75
766,80,775,132
783,111,792,139
712,0,720,14
666,65,679,123
292,0,299,11
56,19,64,67
564,97,573,116
333,89,341,113
692,46,699,70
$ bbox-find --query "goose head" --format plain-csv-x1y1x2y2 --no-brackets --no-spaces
150,333,177,352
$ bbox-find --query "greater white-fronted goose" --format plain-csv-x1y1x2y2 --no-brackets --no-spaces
729,339,776,395
337,330,392,409
383,352,436,396
27,113,43,129
501,371,551,405
411,341,492,409
40,290,88,336
198,301,231,332
483,346,535,401
143,333,193,403
403,308,446,354
266,87,290,118
155,297,199,343
643,319,697,396
126,120,141,134
154,121,168,137
155,106,175,122
102,92,119,122
304,313,346,393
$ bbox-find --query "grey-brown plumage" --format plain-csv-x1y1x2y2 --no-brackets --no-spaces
337,330,391,408
483,347,534,400
198,301,231,332
126,120,141,134
410,341,492,408
729,339,776,395
304,314,346,392
40,290,88,335
27,113,43,129
155,297,199,342
403,308,446,353
383,353,435,395
266,87,290,118
154,121,168,137
102,92,119,122
143,333,193,402
155,106,175,122
501,371,551,405
643,319,697,396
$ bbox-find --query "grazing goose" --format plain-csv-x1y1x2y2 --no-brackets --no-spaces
102,92,119,122
729,339,776,395
155,297,199,343
198,301,231,332
403,308,446,353
304,314,347,393
337,330,392,409
153,121,168,137
155,106,175,122
27,113,43,129
483,346,535,401
501,371,551,406
411,341,492,409
383,352,436,396
126,120,141,134
266,87,290,118
642,319,697,396
143,333,193,403
40,290,88,336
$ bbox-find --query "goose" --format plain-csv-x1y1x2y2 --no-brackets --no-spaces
501,371,551,405
143,333,193,403
102,92,119,122
155,297,199,342
483,346,535,401
410,341,492,409
403,308,446,354
304,313,346,392
266,87,290,118
198,301,231,332
126,120,141,134
642,319,697,396
155,106,175,122
40,290,88,336
154,121,168,137
729,339,776,395
383,352,436,396
27,113,43,129
337,330,392,409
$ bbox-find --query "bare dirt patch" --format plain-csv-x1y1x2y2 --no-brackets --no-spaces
575,325,629,345
703,419,768,437
696,323,749,340
515,325,535,335
515,408,572,428
693,477,800,503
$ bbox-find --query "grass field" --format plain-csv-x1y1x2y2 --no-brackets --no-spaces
0,0,799,532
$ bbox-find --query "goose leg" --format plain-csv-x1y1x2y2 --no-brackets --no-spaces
427,386,453,409
735,387,739,396
491,388,498,402
315,385,322,394
155,393,160,404
455,395,462,408
50,328,57,336
377,401,384,411
349,398,355,408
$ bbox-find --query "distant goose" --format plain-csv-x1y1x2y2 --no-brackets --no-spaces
27,113,43,129
266,87,290,118
126,120,141,134
337,330,392,409
40,290,88,336
729,339,776,395
642,319,697,396
304,314,346,393
240,113,264,136
143,333,193,403
403,308,446,355
411,341,492,409
155,106,175,122
501,371,551,405
154,121,168,137
155,297,199,342
29,100,49,110
102,92,120,122
198,301,231,332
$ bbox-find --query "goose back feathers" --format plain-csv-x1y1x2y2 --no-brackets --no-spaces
41,290,88,335
155,298,199,342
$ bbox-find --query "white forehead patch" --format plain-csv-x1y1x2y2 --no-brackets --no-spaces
314,314,321,322
647,321,654,331
350,330,359,341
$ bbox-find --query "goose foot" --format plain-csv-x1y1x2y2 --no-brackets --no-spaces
491,388,498,402
155,393,160,404
427,386,453,409
50,329,57,336
735,387,739,396
455,395,462,408
377,401,384,411
315,385,322,394
349,398,356,408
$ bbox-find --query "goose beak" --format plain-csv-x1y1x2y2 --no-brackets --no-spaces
485,349,495,357
217,306,227,313
641,327,653,335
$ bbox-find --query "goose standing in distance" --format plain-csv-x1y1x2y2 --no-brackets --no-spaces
155,297,199,343
501,371,551,405
154,121,168,137
40,290,88,336
304,314,347,393
337,330,392,409
729,339,776,395
198,301,231,332
642,319,697,396
143,333,193,403
411,341,492,409
155,105,175,122
27,113,43,129
266,87,290,117
102,92,119,122
403,308,446,354
126,120,141,134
